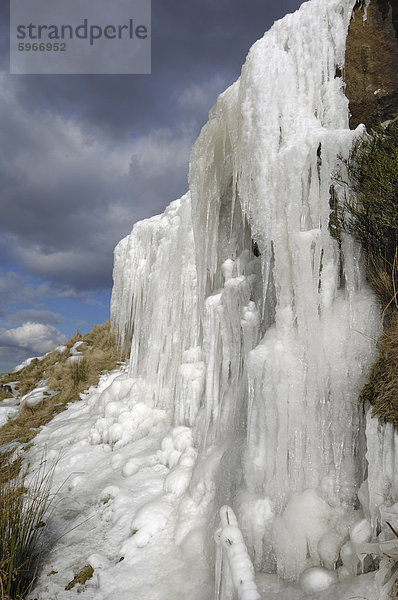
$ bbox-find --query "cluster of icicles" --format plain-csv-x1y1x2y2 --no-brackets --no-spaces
111,0,398,596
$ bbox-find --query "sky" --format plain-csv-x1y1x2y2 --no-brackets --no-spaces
0,0,303,373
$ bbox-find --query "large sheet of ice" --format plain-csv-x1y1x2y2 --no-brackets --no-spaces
111,0,382,584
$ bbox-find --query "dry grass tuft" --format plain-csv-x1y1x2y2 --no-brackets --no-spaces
70,358,88,387
0,321,118,446
361,314,398,426
0,453,56,599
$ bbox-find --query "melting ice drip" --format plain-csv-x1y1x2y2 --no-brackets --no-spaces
111,0,393,590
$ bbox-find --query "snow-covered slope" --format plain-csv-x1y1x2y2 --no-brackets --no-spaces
28,0,398,598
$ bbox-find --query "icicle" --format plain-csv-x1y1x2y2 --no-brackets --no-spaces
366,409,398,534
111,194,199,411
215,506,261,600
214,528,223,600
362,0,371,22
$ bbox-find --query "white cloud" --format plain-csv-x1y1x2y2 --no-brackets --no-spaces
0,322,66,355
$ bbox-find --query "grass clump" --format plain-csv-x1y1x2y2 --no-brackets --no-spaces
361,315,398,427
338,118,398,426
70,358,88,387
0,321,119,446
0,454,55,599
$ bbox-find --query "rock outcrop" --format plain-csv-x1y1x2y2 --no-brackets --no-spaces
345,0,398,129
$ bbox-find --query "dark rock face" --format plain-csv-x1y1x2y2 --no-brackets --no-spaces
345,0,398,129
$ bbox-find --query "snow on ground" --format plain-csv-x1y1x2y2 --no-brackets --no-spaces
66,341,87,364
21,384,57,408
24,366,377,600
0,400,19,427
0,381,19,425
0,381,56,426
26,367,213,600
3,342,90,425
13,345,67,372
14,356,45,372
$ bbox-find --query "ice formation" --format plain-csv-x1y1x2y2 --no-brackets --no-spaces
215,506,261,600
110,0,392,589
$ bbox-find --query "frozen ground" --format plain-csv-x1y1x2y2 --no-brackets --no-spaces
25,369,377,600
26,369,212,600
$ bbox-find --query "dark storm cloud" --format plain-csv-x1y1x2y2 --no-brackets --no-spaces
0,62,203,282
0,269,88,310
0,78,195,289
9,309,65,325
2,0,303,137
0,270,53,304
0,347,26,373
0,0,303,295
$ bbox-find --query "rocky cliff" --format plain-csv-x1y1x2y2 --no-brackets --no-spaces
345,0,398,128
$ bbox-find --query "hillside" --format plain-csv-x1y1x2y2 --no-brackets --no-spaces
0,322,118,447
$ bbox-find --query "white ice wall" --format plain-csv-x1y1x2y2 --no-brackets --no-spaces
111,0,384,583
111,194,199,414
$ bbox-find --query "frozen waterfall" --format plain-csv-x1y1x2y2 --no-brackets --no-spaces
110,0,395,590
